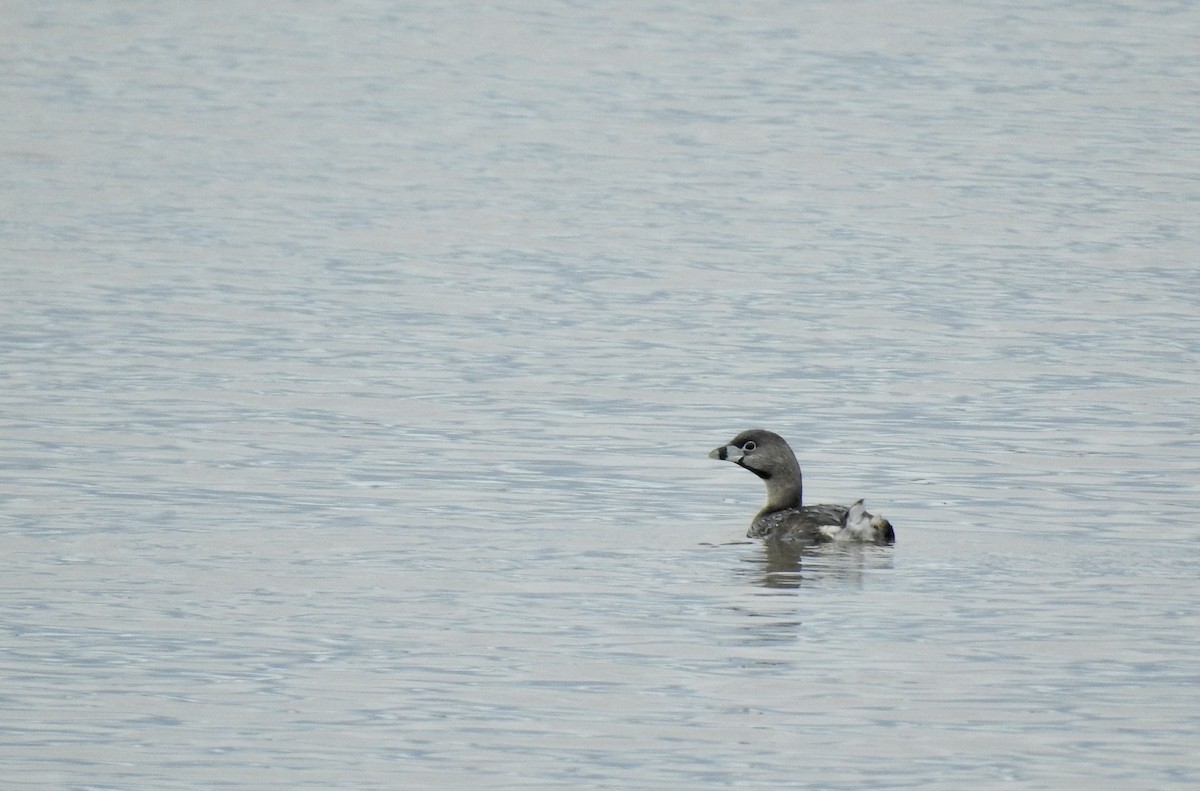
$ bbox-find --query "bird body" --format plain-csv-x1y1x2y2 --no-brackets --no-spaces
709,429,894,544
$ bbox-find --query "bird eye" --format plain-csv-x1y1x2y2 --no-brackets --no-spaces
742,441,756,451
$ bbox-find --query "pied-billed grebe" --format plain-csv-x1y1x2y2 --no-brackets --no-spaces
709,429,895,544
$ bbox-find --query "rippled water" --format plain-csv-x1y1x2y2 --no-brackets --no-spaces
3,1,1199,788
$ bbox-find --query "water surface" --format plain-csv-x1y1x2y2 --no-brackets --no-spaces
3,1,1199,788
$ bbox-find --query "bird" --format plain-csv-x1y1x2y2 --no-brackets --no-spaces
709,429,895,544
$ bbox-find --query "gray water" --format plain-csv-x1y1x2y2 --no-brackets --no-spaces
3,1,1199,788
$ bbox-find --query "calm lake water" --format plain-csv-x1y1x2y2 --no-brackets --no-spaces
3,1,1199,788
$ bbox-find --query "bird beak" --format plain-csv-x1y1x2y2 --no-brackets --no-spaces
709,444,744,462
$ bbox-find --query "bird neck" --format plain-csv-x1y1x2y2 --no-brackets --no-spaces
759,458,803,515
